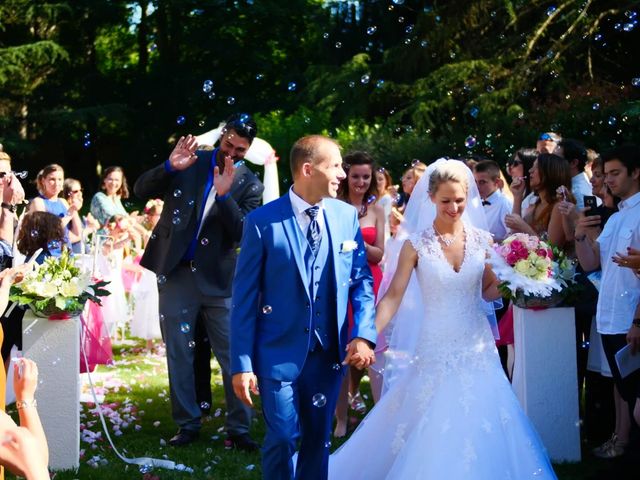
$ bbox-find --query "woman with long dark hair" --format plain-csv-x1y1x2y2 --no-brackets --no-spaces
334,151,385,437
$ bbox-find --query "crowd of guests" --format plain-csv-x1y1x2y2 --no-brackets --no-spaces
0,145,166,478
0,122,638,478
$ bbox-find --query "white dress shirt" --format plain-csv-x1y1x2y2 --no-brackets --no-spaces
571,172,600,210
289,187,325,238
596,191,640,335
482,189,513,242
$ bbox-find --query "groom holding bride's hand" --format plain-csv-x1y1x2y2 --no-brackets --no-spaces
230,135,377,480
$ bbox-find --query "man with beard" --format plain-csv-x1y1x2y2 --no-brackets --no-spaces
134,114,263,448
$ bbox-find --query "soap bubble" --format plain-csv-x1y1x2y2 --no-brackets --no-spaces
469,106,479,118
262,305,273,314
632,77,640,87
176,115,186,125
188,340,196,348
30,229,39,238
335,42,342,48
287,82,297,92
202,80,213,93
173,189,182,198
464,136,477,148
172,217,181,225
227,96,236,105
592,103,600,110
312,393,327,408
157,275,167,285
200,237,209,246
360,74,370,84
546,6,557,16
366,26,377,35
180,323,190,334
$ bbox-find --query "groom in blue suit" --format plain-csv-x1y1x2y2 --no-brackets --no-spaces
230,135,377,480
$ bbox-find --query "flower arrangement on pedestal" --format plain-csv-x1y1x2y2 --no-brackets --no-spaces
9,250,109,319
489,233,578,308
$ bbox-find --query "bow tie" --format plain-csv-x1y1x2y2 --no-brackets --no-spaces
482,200,491,206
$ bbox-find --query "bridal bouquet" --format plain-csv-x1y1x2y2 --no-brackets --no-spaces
9,250,110,319
489,233,577,308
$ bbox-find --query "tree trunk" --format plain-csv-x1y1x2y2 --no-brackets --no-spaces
138,0,149,72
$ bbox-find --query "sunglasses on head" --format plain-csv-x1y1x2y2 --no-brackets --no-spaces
539,133,555,141
508,159,522,166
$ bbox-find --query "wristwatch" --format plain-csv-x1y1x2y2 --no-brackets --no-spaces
1,202,16,213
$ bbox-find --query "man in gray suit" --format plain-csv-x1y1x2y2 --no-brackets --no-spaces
134,114,263,448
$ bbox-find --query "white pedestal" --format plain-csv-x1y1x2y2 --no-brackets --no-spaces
512,306,581,463
22,311,80,470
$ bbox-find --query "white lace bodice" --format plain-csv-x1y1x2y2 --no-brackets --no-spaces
391,225,498,414
408,224,493,346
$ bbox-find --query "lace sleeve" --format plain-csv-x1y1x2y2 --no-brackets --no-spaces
467,226,493,256
407,232,424,257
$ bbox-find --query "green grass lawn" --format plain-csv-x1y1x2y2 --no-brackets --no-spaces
6,339,602,479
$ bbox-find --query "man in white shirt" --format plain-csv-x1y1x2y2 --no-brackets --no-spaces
559,138,601,210
473,160,513,242
574,145,640,455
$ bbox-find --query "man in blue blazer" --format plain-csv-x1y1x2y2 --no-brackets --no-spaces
230,135,377,480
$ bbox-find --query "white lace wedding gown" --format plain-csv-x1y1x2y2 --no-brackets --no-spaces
329,225,557,479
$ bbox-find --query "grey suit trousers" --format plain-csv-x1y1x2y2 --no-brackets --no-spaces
159,263,252,433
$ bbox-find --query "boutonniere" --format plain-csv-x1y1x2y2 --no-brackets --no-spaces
340,240,358,253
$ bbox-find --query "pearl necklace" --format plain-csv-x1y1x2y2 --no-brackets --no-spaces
433,224,460,248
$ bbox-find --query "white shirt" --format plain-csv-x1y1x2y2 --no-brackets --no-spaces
596,191,640,335
482,189,513,242
571,172,600,210
521,192,538,214
289,187,325,237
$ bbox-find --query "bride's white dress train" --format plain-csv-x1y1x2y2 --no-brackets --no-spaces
329,225,557,479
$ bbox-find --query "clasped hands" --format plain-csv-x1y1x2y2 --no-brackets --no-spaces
232,338,375,408
168,134,236,196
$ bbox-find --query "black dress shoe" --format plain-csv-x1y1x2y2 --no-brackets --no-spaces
224,433,260,452
169,429,199,446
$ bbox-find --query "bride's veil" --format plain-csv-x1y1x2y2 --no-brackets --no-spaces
375,158,493,394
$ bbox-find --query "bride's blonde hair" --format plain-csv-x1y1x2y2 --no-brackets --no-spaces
427,160,469,195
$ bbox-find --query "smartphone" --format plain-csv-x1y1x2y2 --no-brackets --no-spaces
584,195,598,216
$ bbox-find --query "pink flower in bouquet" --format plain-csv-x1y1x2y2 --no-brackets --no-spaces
536,248,549,258
506,252,520,265
510,239,523,250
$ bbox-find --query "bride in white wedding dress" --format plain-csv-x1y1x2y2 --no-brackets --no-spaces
329,160,557,479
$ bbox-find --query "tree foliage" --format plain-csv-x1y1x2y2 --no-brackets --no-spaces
0,0,638,194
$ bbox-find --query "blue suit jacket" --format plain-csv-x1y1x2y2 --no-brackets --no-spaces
230,194,377,381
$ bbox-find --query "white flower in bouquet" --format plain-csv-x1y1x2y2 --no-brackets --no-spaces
9,250,110,318
59,279,83,298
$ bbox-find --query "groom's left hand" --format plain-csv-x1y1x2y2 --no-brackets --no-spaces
343,338,375,369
